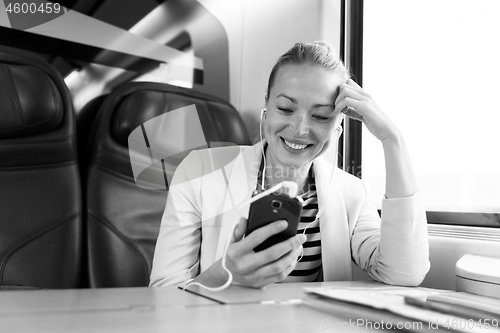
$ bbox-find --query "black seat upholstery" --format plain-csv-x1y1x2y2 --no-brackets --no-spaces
76,94,107,176
84,82,250,287
0,47,82,289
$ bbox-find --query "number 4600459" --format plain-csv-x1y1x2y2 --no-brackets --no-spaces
5,2,62,14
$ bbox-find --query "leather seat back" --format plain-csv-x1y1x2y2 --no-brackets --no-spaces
85,82,250,287
0,47,82,289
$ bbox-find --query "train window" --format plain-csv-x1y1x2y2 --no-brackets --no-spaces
361,0,500,226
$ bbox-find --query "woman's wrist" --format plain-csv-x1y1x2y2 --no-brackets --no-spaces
380,126,403,147
381,130,419,199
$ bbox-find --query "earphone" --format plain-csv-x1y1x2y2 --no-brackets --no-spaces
259,108,267,190
335,114,345,135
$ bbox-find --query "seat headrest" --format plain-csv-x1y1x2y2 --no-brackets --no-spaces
0,63,63,139
111,90,172,146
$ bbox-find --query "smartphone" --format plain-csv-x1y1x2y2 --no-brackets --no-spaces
245,193,303,252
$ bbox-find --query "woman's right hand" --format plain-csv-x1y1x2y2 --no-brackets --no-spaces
225,218,306,288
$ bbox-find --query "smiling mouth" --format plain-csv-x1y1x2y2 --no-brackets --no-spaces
283,139,310,150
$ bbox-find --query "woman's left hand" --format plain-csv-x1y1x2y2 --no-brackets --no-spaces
334,79,400,142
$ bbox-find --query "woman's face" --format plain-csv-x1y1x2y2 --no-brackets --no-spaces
264,64,345,170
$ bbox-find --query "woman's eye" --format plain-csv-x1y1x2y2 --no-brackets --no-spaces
313,115,330,121
278,107,293,113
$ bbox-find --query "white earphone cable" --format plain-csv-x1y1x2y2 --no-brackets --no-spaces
259,108,266,191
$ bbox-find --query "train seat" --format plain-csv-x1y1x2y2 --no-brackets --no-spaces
84,82,250,287
75,94,107,178
0,47,82,289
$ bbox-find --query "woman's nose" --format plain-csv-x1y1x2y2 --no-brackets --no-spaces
290,114,309,136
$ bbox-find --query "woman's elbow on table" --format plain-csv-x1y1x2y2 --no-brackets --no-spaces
369,259,431,287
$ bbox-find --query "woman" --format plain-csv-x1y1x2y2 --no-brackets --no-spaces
149,41,430,288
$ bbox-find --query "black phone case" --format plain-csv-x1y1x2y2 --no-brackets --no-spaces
246,193,303,252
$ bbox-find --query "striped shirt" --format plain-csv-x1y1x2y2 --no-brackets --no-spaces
283,182,322,282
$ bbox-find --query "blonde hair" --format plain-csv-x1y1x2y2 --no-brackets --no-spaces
265,41,350,103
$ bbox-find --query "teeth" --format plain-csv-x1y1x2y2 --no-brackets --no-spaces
284,139,308,150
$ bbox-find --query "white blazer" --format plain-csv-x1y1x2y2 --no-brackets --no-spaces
150,142,430,287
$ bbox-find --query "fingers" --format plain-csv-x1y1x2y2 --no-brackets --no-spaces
232,217,247,242
336,83,364,103
344,105,364,122
256,242,304,277
335,81,369,108
334,80,370,122
242,244,304,288
240,233,305,279
335,80,397,142
335,98,364,122
226,221,307,288
227,228,306,279
236,220,288,254
257,233,306,266
346,78,362,89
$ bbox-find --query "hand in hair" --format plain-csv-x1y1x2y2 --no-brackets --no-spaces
335,79,418,199
334,79,400,142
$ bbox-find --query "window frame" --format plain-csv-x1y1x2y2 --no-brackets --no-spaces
342,0,500,228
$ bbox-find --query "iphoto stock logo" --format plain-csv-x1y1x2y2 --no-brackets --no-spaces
1,0,78,30
128,104,243,190
128,104,209,190
127,104,248,224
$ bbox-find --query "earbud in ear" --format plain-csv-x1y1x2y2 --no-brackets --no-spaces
260,108,267,121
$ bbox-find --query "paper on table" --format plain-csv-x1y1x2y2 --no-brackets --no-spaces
428,292,500,316
303,285,448,296
304,287,499,333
